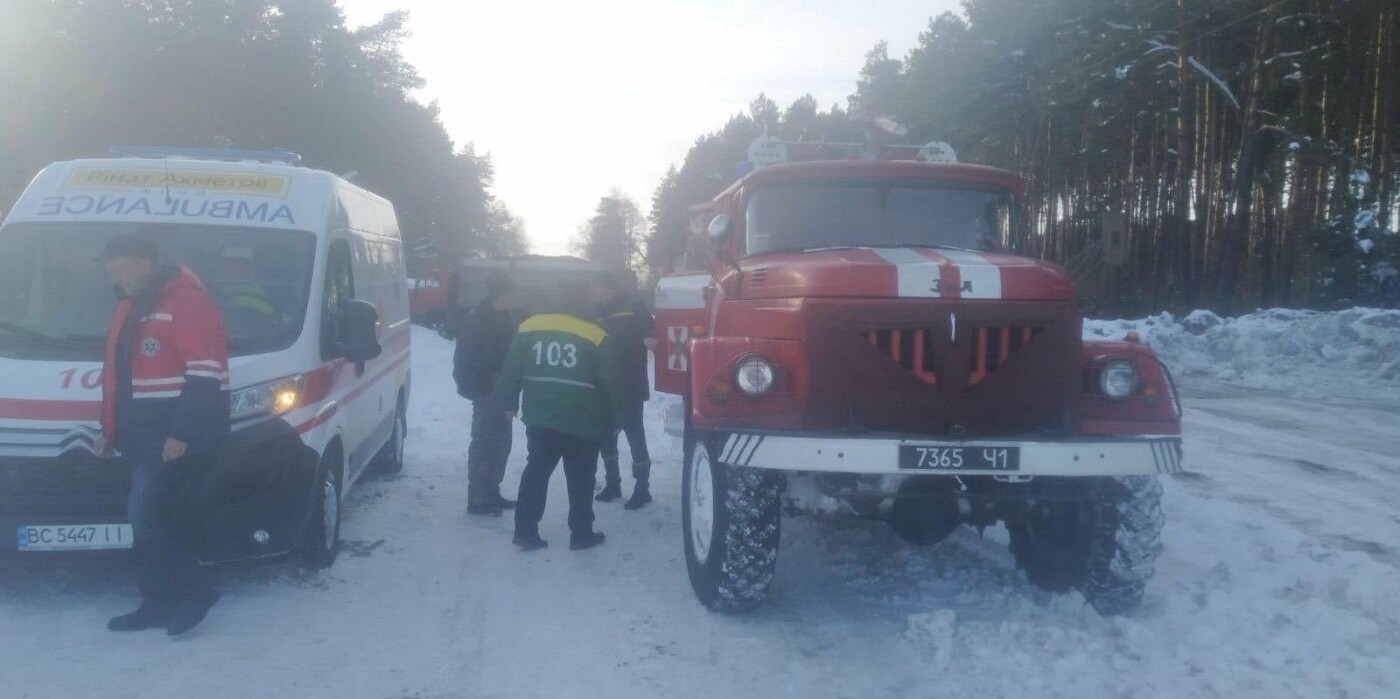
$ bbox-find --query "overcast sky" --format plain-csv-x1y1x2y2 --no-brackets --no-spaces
339,0,962,256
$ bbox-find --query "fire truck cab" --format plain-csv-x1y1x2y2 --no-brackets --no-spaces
654,138,1183,615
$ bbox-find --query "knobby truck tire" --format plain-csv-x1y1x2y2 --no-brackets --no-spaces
683,433,783,612
1009,476,1164,616
1080,475,1165,615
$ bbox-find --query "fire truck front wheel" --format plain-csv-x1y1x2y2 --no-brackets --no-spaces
682,433,783,612
1008,476,1165,616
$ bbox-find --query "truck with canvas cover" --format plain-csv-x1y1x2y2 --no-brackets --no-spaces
443,255,612,336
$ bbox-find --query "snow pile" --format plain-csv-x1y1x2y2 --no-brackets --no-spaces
902,609,958,670
1085,307,1400,391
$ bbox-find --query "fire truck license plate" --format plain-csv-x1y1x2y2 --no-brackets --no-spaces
899,446,1021,471
16,524,133,552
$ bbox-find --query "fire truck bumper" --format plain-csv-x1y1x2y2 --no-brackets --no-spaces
711,432,1185,477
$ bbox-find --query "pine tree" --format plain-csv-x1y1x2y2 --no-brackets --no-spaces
576,191,645,276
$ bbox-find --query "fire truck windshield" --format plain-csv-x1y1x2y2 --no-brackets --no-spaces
745,180,1017,255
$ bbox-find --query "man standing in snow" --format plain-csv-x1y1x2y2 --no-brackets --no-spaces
590,273,654,510
98,235,229,637
453,271,520,516
494,291,627,551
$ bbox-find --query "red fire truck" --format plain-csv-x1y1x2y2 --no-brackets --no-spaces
653,137,1183,615
409,269,452,334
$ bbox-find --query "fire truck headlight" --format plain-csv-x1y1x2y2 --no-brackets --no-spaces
734,356,775,397
1099,359,1139,400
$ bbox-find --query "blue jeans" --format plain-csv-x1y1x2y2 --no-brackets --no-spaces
127,446,212,607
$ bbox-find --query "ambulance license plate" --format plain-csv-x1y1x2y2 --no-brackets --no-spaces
16,524,133,552
899,446,1020,471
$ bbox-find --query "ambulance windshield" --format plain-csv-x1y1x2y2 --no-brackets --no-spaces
0,222,316,360
745,180,1018,255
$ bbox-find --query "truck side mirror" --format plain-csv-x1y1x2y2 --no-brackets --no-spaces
340,299,383,365
707,214,734,246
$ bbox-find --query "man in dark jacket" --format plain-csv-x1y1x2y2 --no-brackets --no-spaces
98,235,230,637
453,271,519,516
494,289,628,551
590,273,654,509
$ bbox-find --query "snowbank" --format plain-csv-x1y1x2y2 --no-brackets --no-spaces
1084,308,1400,392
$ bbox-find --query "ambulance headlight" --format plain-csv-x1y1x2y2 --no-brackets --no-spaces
1098,360,1139,400
734,356,775,397
231,375,305,421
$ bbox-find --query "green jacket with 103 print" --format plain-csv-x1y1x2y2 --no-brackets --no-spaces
493,313,628,442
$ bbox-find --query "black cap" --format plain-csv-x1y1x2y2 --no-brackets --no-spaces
486,270,515,298
593,270,628,291
551,281,593,317
97,235,158,262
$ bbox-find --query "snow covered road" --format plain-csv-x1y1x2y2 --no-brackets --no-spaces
2,327,1397,698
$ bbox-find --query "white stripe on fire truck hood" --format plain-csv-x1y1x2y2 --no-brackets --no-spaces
868,247,942,298
867,247,1003,300
936,248,1004,300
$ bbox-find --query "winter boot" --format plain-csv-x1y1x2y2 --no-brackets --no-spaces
468,501,503,517
493,492,517,510
468,490,503,516
513,530,548,551
623,482,652,510
166,589,219,637
569,531,606,551
624,460,652,510
595,480,622,503
107,602,173,632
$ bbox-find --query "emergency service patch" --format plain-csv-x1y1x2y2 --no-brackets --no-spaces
141,337,161,357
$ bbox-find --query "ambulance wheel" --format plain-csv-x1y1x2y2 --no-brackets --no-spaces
300,450,343,569
682,433,783,612
374,397,407,475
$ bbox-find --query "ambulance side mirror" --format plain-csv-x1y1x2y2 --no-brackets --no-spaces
340,299,383,365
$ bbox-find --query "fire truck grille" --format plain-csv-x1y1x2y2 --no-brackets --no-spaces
863,325,1043,385
865,329,940,384
968,326,1043,384
807,300,1081,436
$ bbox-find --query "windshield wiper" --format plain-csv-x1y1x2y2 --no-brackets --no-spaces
0,321,64,345
0,323,106,347
761,243,981,255
862,243,978,252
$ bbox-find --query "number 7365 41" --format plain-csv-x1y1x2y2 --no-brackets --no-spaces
909,447,1017,470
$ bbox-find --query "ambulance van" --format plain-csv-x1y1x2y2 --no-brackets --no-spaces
0,147,410,568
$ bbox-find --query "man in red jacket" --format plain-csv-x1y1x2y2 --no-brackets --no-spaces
98,235,231,637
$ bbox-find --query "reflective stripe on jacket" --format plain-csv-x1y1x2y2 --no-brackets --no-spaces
493,313,627,442
597,295,653,403
101,265,231,453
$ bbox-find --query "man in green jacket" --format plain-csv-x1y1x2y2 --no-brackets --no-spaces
494,301,628,551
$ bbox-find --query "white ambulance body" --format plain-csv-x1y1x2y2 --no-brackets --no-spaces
0,149,409,567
